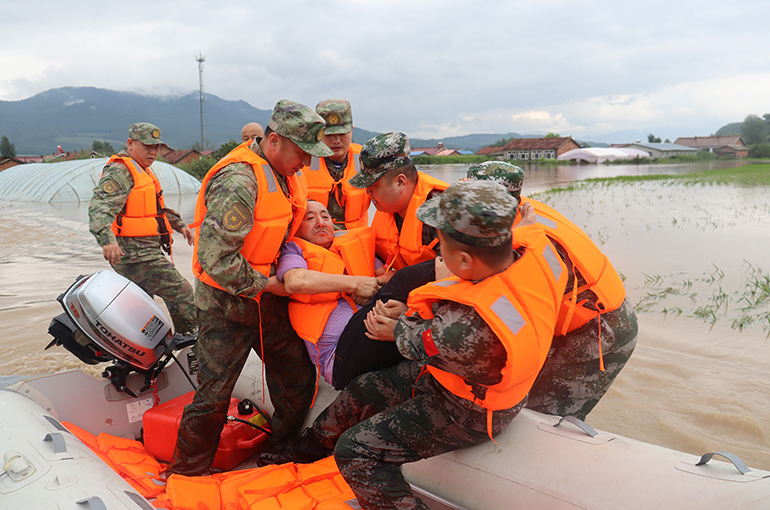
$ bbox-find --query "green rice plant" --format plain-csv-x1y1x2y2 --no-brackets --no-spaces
642,273,664,286
737,269,770,311
662,306,683,318
732,314,755,332
690,305,719,329
702,264,725,285
710,286,730,312
634,292,663,313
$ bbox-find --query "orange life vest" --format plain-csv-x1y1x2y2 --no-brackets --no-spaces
406,225,567,435
305,143,370,229
516,196,626,336
107,156,173,243
371,172,449,270
156,456,355,510
288,227,376,345
191,142,308,291
62,421,166,499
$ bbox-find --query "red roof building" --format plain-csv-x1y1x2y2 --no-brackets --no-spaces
477,137,580,160
411,142,462,157
0,157,24,171
158,147,203,165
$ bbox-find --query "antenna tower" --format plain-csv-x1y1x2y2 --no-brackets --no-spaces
196,52,206,150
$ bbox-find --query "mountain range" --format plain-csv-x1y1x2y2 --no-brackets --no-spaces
1,87,733,156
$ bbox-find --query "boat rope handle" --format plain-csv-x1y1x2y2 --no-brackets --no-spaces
554,416,598,437
696,451,752,475
3,454,21,473
44,433,68,454
76,496,108,510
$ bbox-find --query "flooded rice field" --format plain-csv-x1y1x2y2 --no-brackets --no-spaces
1,160,768,470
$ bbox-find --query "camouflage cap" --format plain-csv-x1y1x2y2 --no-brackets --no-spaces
268,99,333,158
128,123,164,146
349,132,411,188
467,161,525,199
416,180,518,248
316,99,352,135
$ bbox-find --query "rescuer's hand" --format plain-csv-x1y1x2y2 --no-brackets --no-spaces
351,276,380,305
364,308,397,342
517,201,536,226
264,275,289,297
102,243,124,265
374,299,408,320
180,225,195,246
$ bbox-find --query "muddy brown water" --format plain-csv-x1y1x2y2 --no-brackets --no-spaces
1,160,768,470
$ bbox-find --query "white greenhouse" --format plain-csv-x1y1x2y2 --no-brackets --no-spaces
557,148,650,164
0,159,200,202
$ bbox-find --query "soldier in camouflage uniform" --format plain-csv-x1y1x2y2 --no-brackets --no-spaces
88,123,196,335
305,99,370,229
261,181,566,510
167,100,333,476
468,161,638,420
348,132,448,272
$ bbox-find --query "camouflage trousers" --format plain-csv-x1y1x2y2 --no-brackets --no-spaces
112,257,196,335
169,291,316,476
526,299,638,420
311,360,523,510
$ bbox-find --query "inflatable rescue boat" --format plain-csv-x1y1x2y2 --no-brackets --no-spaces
1,271,768,509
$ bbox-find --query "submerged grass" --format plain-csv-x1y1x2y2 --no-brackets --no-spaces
531,165,770,336
536,164,770,198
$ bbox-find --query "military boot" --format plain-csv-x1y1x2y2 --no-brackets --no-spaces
257,427,332,466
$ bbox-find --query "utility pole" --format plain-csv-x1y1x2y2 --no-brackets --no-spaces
196,52,206,150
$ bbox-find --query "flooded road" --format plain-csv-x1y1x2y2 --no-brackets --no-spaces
1,160,768,470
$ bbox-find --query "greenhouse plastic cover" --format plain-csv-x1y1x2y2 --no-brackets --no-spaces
0,158,201,202
557,148,650,163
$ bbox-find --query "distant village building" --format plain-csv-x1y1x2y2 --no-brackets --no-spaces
615,142,698,159
158,146,203,165
411,142,462,157
0,157,24,172
674,136,748,159
477,136,580,161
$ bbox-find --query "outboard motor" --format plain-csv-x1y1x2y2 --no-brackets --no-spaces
46,271,196,397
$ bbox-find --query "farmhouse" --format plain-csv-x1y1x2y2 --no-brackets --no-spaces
674,136,748,159
411,142,462,157
477,136,580,161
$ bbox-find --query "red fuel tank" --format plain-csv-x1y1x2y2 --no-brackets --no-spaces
142,391,271,470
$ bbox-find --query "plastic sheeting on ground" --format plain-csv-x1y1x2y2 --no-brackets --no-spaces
0,158,200,203
557,148,650,164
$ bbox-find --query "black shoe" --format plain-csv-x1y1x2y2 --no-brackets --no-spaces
257,428,332,466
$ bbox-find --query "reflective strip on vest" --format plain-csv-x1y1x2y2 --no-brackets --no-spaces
490,294,526,335
263,164,277,193
536,215,558,230
543,242,564,281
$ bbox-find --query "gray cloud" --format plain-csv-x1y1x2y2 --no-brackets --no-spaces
3,0,770,143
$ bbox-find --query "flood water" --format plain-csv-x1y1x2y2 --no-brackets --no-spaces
1,160,768,471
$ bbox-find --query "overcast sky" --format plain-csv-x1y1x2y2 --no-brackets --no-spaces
4,0,770,143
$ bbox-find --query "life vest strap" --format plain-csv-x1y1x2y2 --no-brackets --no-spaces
487,409,496,444
560,272,580,336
